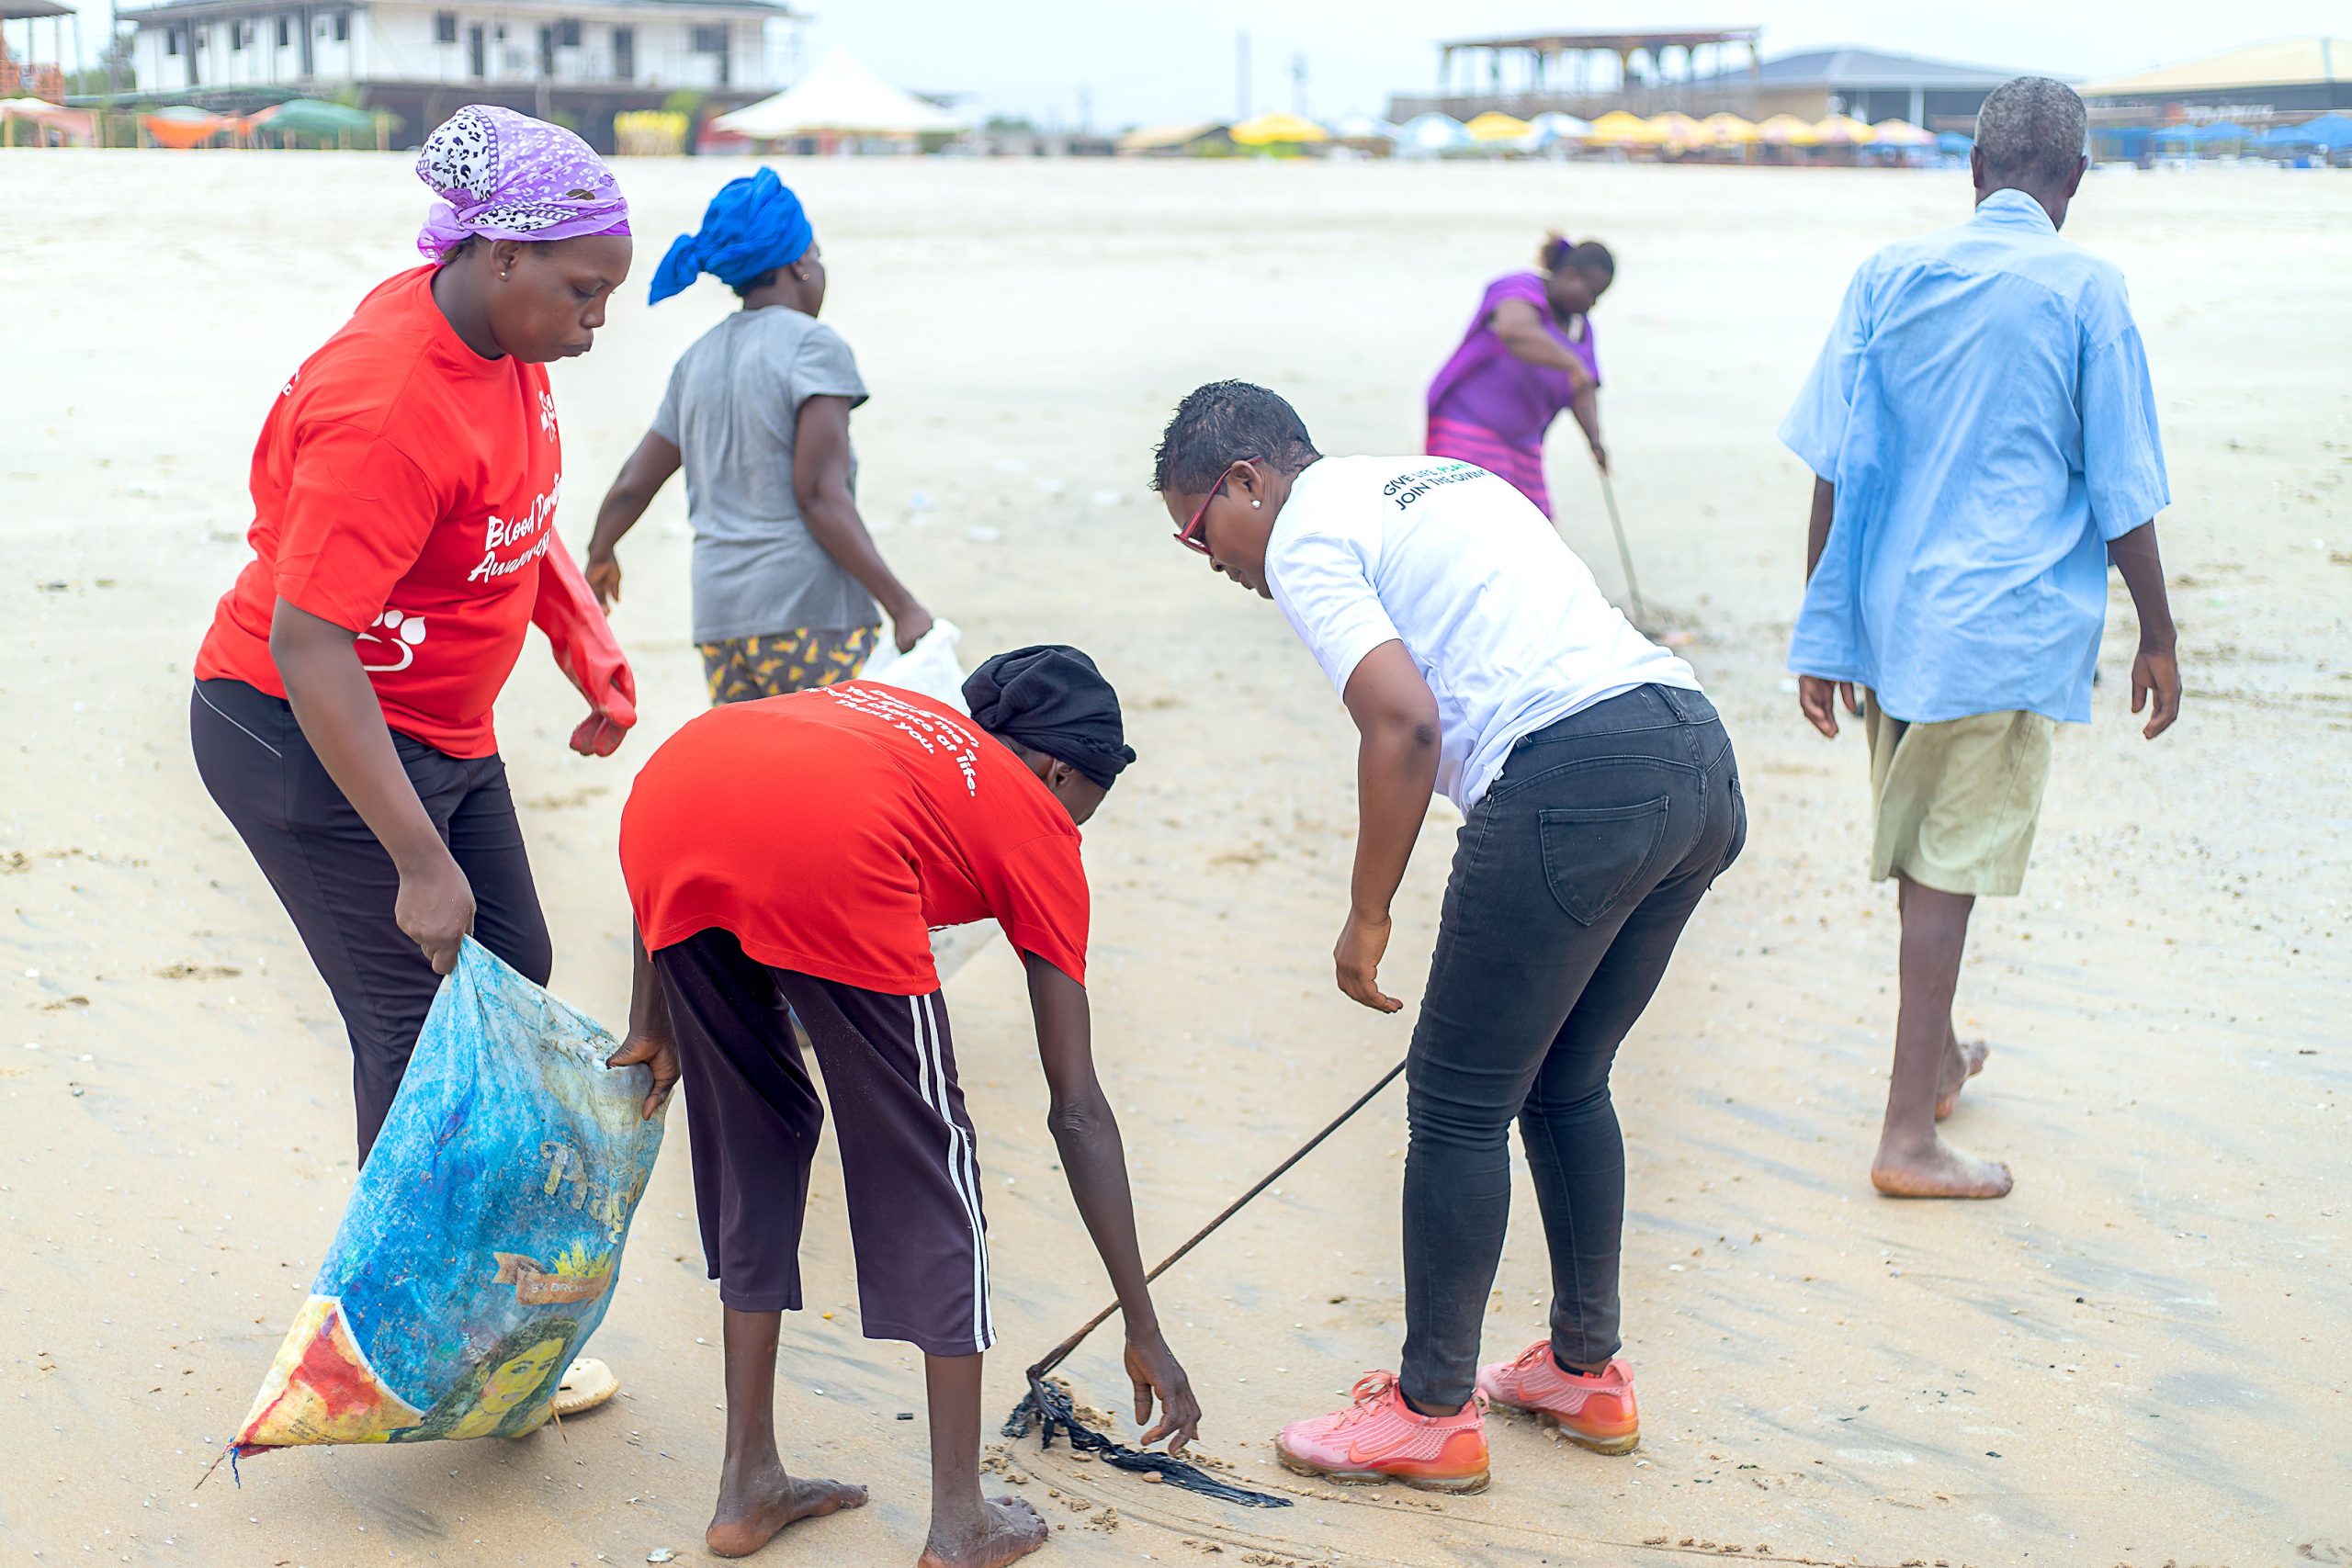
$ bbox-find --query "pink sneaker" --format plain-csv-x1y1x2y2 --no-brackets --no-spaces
1476,1342,1640,1455
1274,1371,1489,1493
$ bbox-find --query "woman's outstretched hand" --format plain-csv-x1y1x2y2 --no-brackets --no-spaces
1124,1330,1204,1454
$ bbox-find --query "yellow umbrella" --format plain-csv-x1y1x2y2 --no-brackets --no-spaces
1699,112,1760,145
1812,114,1876,145
1757,113,1822,147
1869,118,1935,147
1587,109,1667,146
1464,110,1535,143
1646,110,1702,143
1230,110,1329,146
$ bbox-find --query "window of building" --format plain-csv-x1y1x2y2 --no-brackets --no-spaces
554,18,579,47
277,15,289,46
229,19,243,49
690,24,726,51
166,27,181,54
332,10,348,40
611,25,633,79
435,10,457,42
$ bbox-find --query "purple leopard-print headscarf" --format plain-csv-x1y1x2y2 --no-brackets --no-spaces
414,104,631,264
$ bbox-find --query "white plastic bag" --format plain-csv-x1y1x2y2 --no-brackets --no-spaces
861,618,968,714
860,620,993,983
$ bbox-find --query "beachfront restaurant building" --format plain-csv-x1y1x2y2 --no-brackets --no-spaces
2076,36,2351,123
117,0,799,148
1680,47,2031,130
1389,33,2030,131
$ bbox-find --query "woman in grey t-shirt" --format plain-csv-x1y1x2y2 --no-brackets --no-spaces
586,169,931,703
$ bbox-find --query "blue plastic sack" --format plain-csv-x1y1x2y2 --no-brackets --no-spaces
229,939,665,1456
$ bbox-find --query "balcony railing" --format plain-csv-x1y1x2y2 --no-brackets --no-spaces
0,60,67,103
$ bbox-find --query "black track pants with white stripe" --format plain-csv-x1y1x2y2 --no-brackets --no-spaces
652,926,994,1357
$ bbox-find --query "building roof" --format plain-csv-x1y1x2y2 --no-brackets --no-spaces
2076,37,2351,98
1440,28,1759,56
1738,47,2041,89
0,0,75,18
119,0,793,17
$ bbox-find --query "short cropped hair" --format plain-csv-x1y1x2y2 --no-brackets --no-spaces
1974,76,2086,187
1149,381,1322,495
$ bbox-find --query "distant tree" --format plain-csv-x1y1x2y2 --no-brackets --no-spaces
982,114,1038,136
65,30,134,96
664,88,708,154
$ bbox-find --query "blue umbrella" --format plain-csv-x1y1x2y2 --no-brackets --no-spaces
2283,113,2352,151
2191,120,2253,146
1934,131,1973,155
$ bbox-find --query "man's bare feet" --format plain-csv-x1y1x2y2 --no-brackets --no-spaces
706,1469,868,1559
1871,1134,2013,1199
916,1496,1048,1568
1934,1035,1991,1121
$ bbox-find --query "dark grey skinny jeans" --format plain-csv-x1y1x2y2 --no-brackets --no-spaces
1398,683,1745,1412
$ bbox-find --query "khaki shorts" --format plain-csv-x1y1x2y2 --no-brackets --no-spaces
1863,691,2054,897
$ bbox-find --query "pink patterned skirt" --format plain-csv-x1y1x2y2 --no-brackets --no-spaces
1426,415,1550,519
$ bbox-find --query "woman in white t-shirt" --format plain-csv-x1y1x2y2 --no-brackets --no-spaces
1152,380,1746,1493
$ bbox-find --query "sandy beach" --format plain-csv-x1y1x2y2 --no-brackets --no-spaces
2,150,2347,1567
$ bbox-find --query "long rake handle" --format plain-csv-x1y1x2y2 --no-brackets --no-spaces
1598,471,1647,626
1026,1055,1408,1379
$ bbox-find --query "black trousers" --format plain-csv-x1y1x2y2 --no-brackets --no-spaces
188,678,552,1160
1398,684,1746,1411
652,926,994,1359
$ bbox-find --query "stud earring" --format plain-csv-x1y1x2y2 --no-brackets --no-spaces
1252,500,1262,508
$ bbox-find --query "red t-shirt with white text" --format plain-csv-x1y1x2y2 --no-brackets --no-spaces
619,682,1091,995
195,266,562,758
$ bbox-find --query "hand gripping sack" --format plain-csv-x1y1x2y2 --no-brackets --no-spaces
228,940,666,1460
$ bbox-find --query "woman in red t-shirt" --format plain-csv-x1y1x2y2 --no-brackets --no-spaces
610,647,1200,1567
190,106,636,1160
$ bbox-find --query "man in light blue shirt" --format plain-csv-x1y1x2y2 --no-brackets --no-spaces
1781,77,2181,1201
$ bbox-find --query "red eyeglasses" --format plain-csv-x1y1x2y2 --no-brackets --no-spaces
1173,465,1238,556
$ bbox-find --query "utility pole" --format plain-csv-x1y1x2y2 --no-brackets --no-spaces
1236,29,1250,120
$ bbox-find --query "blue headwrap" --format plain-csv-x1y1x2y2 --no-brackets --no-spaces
647,167,814,305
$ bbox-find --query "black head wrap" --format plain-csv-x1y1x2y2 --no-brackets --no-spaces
962,645,1136,790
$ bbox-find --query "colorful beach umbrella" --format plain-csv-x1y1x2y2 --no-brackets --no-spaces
2189,120,2252,147
254,98,378,139
1230,110,1329,146
2257,114,2352,151
1529,111,1593,145
1646,111,1702,144
1698,112,1760,146
1869,118,1935,148
1396,112,1472,152
1587,109,1667,147
1812,114,1876,145
1935,130,1974,155
1331,114,1399,142
1464,110,1535,144
1756,113,1822,147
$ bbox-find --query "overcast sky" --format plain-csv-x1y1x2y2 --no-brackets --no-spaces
801,4,2346,128
28,1,2346,124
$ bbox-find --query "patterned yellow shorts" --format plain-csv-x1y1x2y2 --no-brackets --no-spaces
698,626,878,705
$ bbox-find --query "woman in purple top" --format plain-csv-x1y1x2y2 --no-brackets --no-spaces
1425,235,1614,519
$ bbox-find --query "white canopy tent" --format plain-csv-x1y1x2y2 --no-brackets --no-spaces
714,50,960,140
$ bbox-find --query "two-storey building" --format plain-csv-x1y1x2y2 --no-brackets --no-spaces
119,0,797,150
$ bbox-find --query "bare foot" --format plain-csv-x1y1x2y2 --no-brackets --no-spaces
1871,1134,2013,1199
1934,1036,1991,1121
917,1496,1048,1568
707,1470,868,1559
